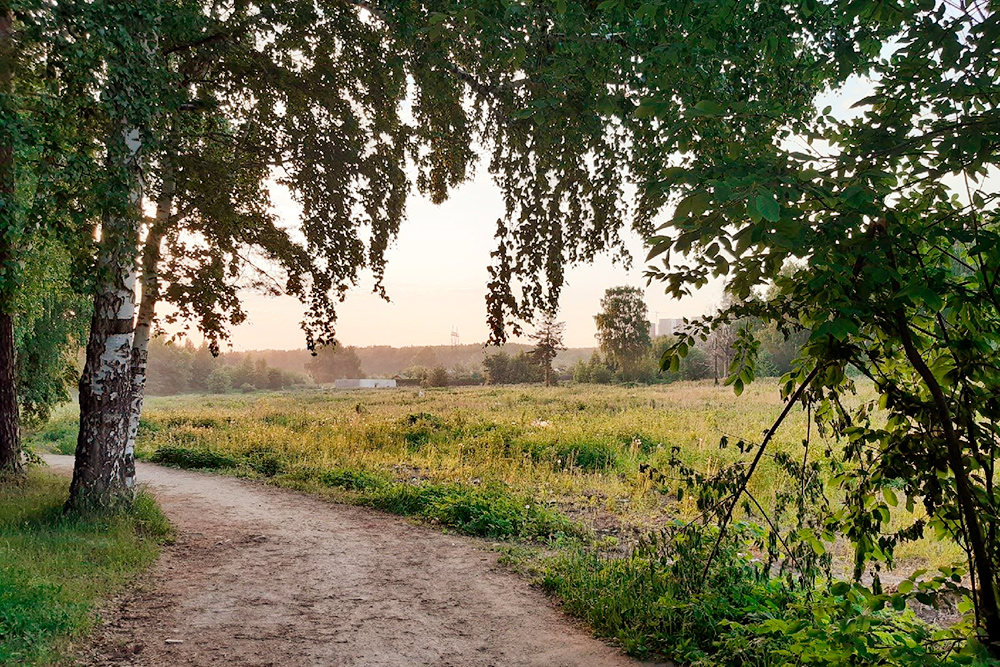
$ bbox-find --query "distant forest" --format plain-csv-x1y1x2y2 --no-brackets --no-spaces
244,344,597,378
144,341,598,395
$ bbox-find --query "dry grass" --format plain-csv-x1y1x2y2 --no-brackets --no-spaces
31,381,962,570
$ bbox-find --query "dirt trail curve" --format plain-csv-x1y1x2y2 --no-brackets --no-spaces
44,455,657,667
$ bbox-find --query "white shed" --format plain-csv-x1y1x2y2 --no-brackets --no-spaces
333,379,397,389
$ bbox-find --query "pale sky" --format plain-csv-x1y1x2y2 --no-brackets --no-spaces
179,77,881,353
225,173,722,350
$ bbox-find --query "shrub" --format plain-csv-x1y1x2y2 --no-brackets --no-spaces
425,366,449,387
245,450,284,477
205,368,233,394
363,482,582,540
555,441,618,471
319,468,386,491
538,521,978,666
590,365,613,384
397,412,444,449
149,446,240,470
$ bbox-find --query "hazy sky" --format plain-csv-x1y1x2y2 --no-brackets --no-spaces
180,79,877,352
223,174,722,351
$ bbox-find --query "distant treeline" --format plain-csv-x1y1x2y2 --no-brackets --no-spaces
144,325,805,394
143,340,599,394
145,339,308,396
220,344,598,379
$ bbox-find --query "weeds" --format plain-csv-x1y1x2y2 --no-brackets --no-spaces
149,445,240,470
361,481,581,540
146,443,581,540
527,522,980,666
22,383,978,663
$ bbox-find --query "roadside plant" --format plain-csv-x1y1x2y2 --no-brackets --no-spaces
641,0,1000,656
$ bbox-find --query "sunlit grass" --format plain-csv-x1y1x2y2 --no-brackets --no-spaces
27,381,965,572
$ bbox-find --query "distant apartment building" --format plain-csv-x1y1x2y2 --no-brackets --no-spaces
657,318,686,338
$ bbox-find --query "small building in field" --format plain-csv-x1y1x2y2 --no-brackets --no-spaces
333,378,397,389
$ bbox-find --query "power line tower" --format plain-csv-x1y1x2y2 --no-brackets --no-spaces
451,326,460,348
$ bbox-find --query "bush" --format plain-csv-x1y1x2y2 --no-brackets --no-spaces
555,441,619,471
364,481,582,540
205,368,233,394
149,446,240,470
397,412,444,449
590,365,613,384
245,449,284,477
425,365,449,387
539,524,790,663
537,521,979,666
319,468,387,491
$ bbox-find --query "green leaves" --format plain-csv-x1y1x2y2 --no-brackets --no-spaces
691,99,725,116
753,192,781,223
594,286,652,379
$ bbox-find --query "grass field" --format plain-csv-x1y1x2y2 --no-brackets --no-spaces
0,472,171,666
26,381,976,664
32,381,958,569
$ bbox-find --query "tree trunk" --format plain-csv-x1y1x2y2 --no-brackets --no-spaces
67,125,144,511
126,157,173,458
0,313,19,476
898,315,1000,654
0,3,20,478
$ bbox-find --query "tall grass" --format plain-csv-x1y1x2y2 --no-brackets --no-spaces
21,382,977,664
127,382,818,518
0,471,171,665
26,382,960,567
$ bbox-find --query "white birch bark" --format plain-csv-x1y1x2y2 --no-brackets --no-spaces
68,124,144,507
126,154,173,460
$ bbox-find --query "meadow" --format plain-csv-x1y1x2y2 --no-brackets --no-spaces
28,381,972,664
33,381,957,570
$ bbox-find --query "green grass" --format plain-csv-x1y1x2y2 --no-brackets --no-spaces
148,445,581,540
0,471,171,666
26,382,961,569
502,526,979,667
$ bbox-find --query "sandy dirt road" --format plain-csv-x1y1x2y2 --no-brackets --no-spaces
44,455,656,667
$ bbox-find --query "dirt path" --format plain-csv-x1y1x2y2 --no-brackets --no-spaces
44,455,654,667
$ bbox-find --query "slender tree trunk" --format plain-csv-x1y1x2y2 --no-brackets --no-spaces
897,318,1000,654
67,125,144,511
126,156,173,458
0,3,21,477
0,313,19,475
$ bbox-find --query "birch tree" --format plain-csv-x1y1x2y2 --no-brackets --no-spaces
66,0,167,509
61,0,838,508
0,0,93,476
594,286,651,380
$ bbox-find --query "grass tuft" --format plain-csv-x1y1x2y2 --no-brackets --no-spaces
149,445,239,470
361,481,582,540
